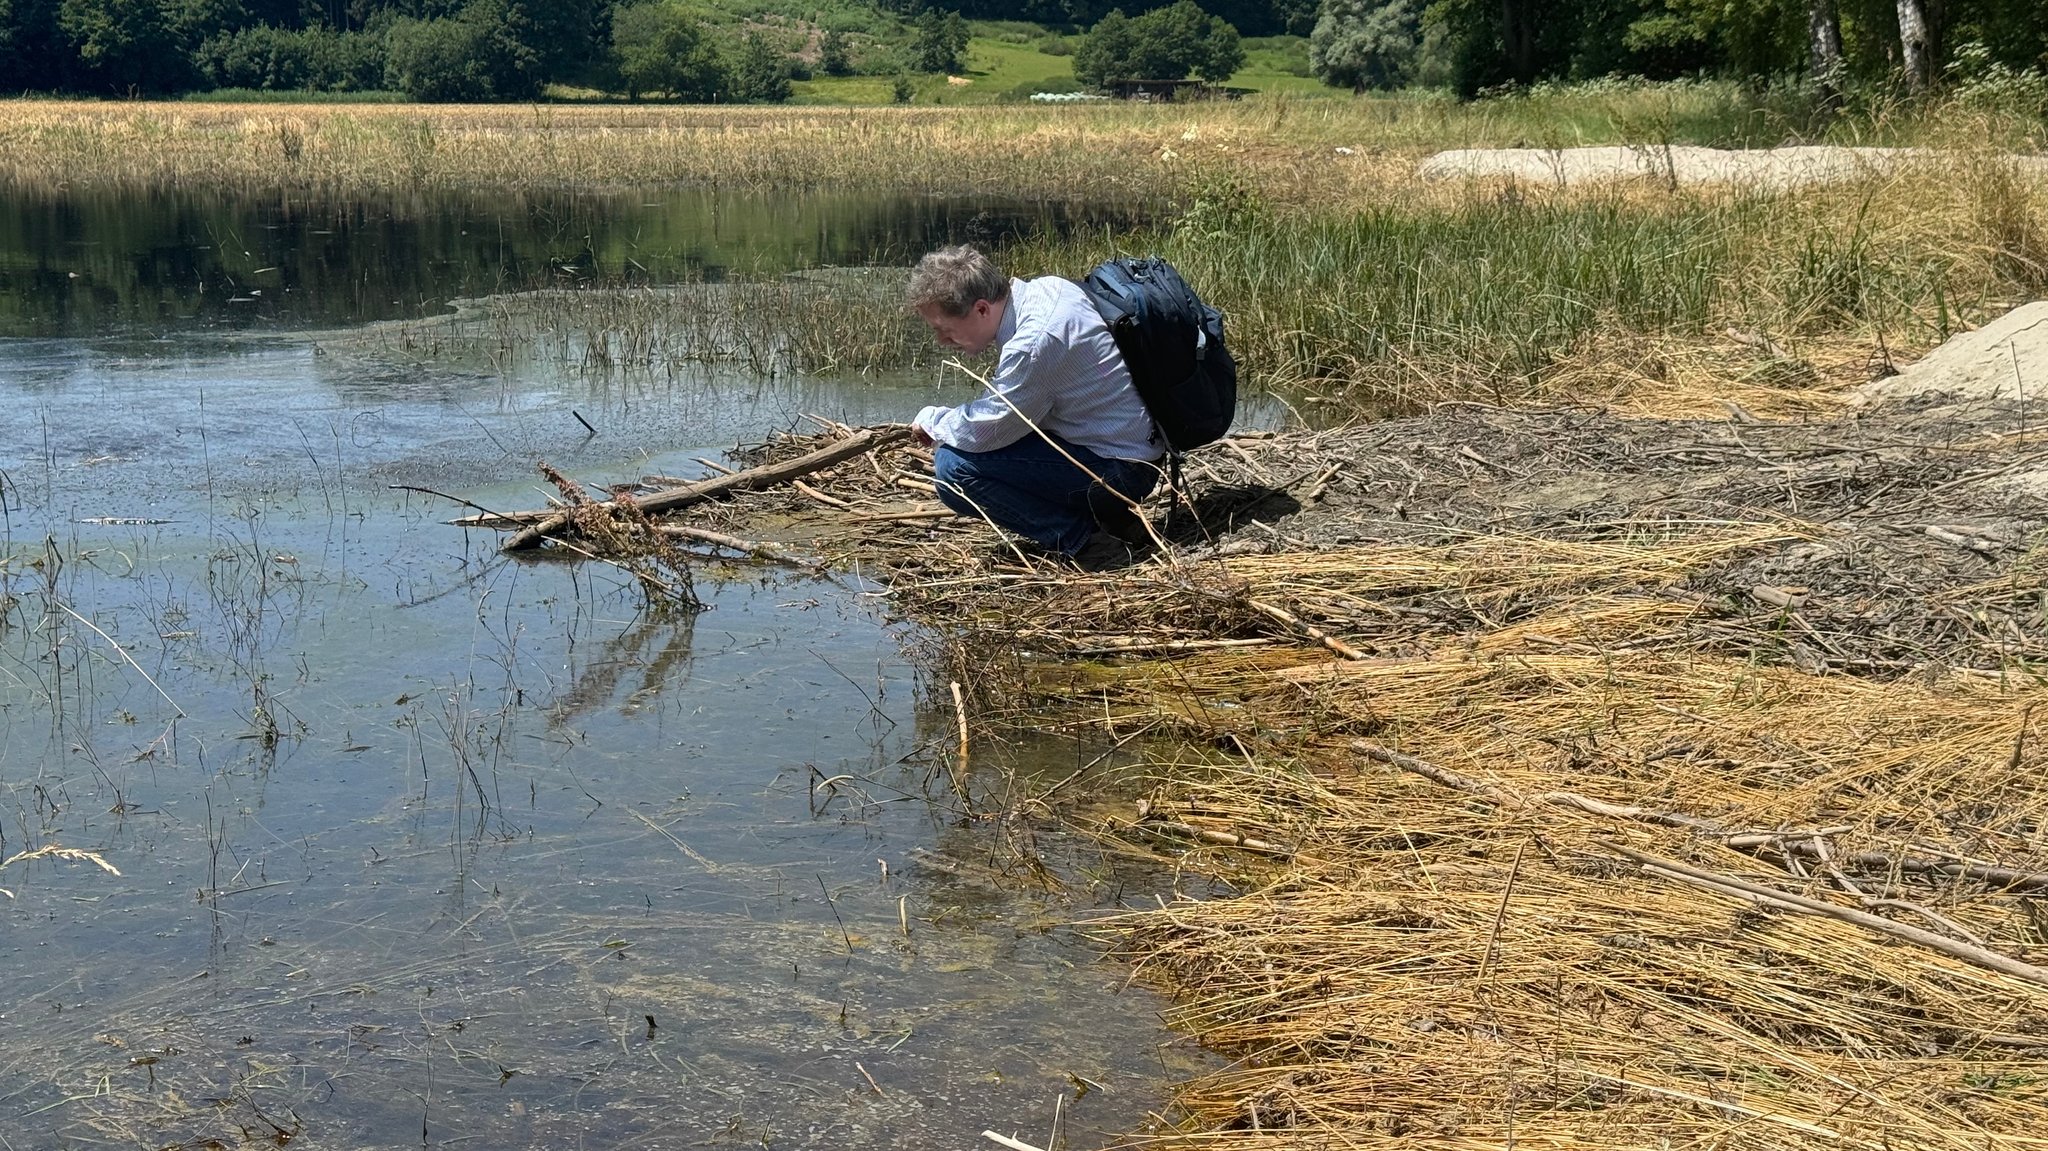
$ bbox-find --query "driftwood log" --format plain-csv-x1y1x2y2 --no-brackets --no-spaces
455,425,913,552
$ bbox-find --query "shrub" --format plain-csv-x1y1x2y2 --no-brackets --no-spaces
1309,0,1420,91
729,30,791,103
1948,41,2048,119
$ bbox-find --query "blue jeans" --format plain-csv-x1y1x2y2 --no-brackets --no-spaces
932,434,1162,555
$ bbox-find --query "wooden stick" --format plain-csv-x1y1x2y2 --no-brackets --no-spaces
792,480,852,509
1606,841,2048,989
1065,636,1274,655
855,507,956,523
982,1132,1048,1151
1136,818,1294,857
949,681,971,804
650,525,820,570
1246,598,1368,661
479,426,911,549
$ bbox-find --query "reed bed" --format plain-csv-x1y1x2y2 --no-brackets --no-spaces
1087,646,2047,1149
0,92,2037,200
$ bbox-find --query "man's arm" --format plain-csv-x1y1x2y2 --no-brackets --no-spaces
913,328,1061,453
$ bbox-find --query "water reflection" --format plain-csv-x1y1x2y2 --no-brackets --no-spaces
0,187,1145,337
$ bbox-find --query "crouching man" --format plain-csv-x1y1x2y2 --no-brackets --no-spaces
906,245,1162,570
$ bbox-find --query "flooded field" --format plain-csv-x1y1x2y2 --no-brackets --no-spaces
0,191,1201,1149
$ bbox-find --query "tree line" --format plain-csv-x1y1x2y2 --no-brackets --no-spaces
1310,0,2045,98
0,0,2037,101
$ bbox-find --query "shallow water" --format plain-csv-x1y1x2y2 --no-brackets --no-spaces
0,199,1202,1149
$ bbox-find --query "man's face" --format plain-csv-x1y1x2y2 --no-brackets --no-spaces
917,298,1003,355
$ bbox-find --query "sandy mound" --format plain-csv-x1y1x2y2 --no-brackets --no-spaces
1417,145,2048,188
1856,300,2048,406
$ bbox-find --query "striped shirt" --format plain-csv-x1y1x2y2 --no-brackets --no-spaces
913,276,1163,462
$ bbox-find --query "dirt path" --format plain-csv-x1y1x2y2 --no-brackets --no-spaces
1418,145,2048,188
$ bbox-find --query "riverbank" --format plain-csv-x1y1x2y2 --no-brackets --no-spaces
465,303,2048,1147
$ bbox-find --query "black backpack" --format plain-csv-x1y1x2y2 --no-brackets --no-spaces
1079,256,1237,453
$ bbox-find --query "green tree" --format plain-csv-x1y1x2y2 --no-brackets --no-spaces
1309,0,1419,90
1071,8,1133,86
1074,1,1245,87
729,29,790,102
383,0,538,100
911,7,967,73
817,24,849,76
196,23,386,89
58,0,193,90
609,1,722,99
1,0,73,90
518,0,610,85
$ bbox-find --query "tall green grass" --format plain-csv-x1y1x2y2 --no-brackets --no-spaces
998,161,2044,408
424,163,2039,419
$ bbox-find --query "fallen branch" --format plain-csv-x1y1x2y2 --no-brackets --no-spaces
652,525,822,571
1130,799,1294,857
1246,598,1368,660
466,425,912,550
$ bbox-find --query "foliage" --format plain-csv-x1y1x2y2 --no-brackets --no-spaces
57,0,194,91
891,71,913,101
729,29,792,103
1309,0,1418,90
1947,41,2048,120
384,0,541,101
1073,0,1246,87
2,0,2042,104
818,25,851,75
196,24,385,91
610,2,724,100
911,8,968,73
1418,0,2048,97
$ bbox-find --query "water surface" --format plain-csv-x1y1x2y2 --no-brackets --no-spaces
0,192,1201,1150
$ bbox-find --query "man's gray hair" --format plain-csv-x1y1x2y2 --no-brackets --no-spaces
906,245,1010,317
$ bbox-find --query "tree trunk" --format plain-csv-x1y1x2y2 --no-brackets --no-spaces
1895,0,1933,92
1807,0,1844,101
1501,0,1536,83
